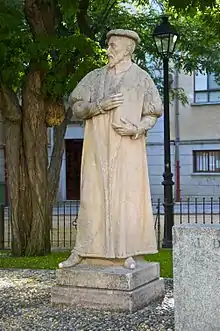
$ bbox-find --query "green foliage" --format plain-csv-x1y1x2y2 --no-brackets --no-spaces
0,249,173,277
59,0,79,22
167,0,218,11
0,0,31,89
0,0,107,101
1,0,220,103
41,34,107,99
164,5,220,76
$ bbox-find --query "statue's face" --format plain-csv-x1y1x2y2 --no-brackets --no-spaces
107,36,130,68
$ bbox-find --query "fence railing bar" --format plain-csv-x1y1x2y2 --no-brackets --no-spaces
70,201,72,247
63,202,66,248
203,197,206,224
180,199,182,224
195,197,198,224
8,207,11,248
219,197,220,224
57,202,60,247
187,197,190,223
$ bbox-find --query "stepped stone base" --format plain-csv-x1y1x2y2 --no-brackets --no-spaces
51,261,164,312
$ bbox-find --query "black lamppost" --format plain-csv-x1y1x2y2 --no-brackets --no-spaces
153,16,179,248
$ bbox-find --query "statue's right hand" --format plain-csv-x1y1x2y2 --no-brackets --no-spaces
99,93,124,111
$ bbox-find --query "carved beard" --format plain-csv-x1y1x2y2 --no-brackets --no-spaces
107,52,126,68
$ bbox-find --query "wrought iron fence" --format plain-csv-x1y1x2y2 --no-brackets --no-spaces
154,197,220,248
1,197,220,251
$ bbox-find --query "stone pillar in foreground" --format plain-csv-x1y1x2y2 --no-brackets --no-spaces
173,224,220,331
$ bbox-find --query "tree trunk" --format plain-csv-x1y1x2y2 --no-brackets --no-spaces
1,71,51,256
19,70,50,256
1,73,70,256
0,0,77,256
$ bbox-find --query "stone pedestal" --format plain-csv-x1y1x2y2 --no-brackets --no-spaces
173,224,220,331
51,261,164,312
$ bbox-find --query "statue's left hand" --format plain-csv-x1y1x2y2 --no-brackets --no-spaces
112,117,137,136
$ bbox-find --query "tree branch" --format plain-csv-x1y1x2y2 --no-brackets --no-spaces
24,0,61,37
24,0,46,36
48,107,72,203
0,84,21,124
98,0,118,31
77,0,95,38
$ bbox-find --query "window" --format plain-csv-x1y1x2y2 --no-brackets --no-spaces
194,72,220,104
193,150,220,173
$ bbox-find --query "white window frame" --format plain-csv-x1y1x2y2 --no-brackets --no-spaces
194,72,220,104
193,150,220,173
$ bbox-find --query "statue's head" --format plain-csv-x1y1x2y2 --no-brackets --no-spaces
106,29,140,68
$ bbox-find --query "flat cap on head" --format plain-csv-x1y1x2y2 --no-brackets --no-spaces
106,29,141,44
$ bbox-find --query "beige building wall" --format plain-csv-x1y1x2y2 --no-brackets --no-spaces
170,72,220,141
169,71,220,199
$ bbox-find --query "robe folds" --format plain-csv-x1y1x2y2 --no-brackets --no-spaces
69,63,163,258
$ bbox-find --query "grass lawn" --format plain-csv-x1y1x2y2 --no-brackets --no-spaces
0,249,172,278
145,249,172,278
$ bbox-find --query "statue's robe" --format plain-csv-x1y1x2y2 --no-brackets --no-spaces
69,63,162,258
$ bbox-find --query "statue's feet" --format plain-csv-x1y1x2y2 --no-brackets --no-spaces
59,252,82,268
124,257,136,270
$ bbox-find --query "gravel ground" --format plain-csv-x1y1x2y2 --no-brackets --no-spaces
0,269,174,331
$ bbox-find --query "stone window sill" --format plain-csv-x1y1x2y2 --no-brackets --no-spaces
191,102,220,107
191,172,220,176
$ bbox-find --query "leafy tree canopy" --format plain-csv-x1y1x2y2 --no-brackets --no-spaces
0,0,108,102
161,0,220,80
1,0,220,104
167,0,218,11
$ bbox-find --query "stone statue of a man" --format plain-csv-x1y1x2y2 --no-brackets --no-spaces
59,29,162,270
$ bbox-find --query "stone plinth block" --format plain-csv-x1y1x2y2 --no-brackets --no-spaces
173,224,220,331
51,262,164,312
